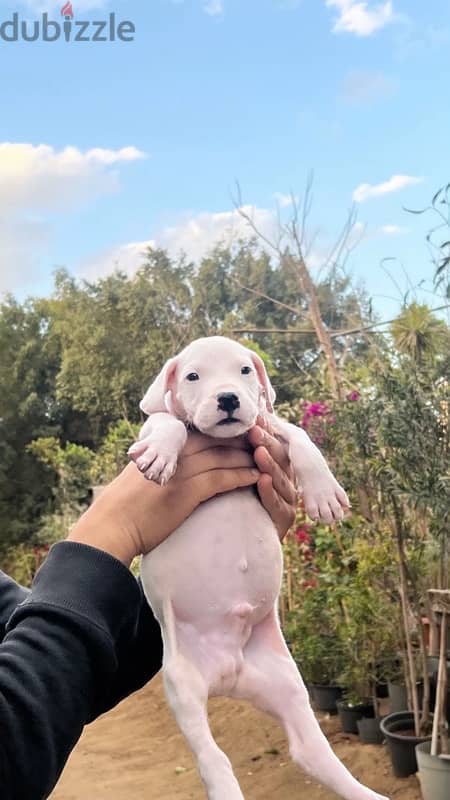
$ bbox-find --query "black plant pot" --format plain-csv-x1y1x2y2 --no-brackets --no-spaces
357,716,384,744
387,681,424,714
428,657,450,724
427,654,450,681
310,684,343,714
376,681,389,699
380,711,431,778
337,700,374,734
387,681,408,712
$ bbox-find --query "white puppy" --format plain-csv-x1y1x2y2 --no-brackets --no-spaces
129,336,388,800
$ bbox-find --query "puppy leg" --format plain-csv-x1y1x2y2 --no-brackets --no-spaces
164,654,244,800
128,412,187,484
155,600,244,800
273,416,349,523
231,609,389,800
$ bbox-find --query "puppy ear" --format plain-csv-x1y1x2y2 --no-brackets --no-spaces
140,357,178,415
250,352,276,413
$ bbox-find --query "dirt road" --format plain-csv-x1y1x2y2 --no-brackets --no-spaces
51,674,421,800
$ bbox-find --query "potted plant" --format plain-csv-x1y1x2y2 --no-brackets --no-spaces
336,683,375,736
285,602,346,714
416,593,450,800
324,303,449,768
301,633,345,714
283,520,348,714
332,535,399,742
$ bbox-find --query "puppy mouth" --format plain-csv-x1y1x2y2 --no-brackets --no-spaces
217,417,240,426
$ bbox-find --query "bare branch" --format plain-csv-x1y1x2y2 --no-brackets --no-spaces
231,278,303,317
231,327,314,335
300,171,314,248
231,304,450,338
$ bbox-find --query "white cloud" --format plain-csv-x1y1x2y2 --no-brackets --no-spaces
352,175,424,203
379,224,410,235
274,191,298,208
0,143,146,212
203,0,223,16
81,239,155,281
156,206,275,261
0,142,146,294
326,1,395,37
82,206,278,281
341,70,396,104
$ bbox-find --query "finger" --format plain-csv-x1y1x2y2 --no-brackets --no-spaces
248,427,292,477
176,447,255,480
257,473,296,541
255,414,275,435
182,431,250,457
188,467,260,505
253,446,296,506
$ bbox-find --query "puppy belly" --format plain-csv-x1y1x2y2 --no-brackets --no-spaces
140,487,283,634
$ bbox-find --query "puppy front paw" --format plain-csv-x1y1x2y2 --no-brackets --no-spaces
128,439,179,486
301,476,350,524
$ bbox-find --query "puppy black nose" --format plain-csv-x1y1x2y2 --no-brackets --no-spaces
217,392,240,413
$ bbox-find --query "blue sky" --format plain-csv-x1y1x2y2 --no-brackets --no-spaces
1,0,449,318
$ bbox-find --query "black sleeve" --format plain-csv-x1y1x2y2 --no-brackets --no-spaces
0,572,30,642
0,541,163,800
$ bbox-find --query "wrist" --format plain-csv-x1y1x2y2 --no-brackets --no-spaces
67,505,138,567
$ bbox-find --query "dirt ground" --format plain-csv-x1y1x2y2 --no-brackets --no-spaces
51,674,421,800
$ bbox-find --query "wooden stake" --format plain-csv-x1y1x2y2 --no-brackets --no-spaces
431,610,448,757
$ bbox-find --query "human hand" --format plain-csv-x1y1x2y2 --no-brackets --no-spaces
177,422,297,541
247,418,297,540
68,434,259,565
68,423,297,565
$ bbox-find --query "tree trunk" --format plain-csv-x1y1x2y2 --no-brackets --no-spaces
285,254,343,400
431,610,449,756
391,498,420,736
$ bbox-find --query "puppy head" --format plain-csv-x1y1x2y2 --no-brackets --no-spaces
140,336,276,437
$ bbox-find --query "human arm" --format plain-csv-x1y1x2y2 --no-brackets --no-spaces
0,427,296,800
0,443,261,800
0,572,29,643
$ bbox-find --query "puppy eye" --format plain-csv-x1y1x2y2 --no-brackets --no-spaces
241,366,252,375
186,372,200,382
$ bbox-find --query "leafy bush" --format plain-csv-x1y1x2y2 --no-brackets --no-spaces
3,544,49,587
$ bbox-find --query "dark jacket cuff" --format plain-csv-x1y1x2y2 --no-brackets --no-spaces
6,541,141,642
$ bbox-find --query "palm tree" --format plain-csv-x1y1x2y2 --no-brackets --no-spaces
390,303,448,361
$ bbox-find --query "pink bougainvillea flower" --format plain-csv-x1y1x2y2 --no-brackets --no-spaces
302,578,319,590
301,400,329,428
348,390,360,402
311,402,329,416
295,526,311,544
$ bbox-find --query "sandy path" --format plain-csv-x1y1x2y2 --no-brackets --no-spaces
51,674,421,800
